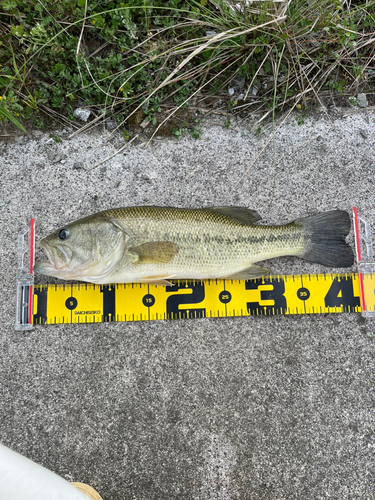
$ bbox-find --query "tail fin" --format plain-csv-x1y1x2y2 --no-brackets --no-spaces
298,210,354,267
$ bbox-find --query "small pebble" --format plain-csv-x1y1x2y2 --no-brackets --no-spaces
358,129,367,139
251,85,259,96
52,154,65,164
106,120,117,131
74,108,91,122
357,93,368,108
230,76,246,91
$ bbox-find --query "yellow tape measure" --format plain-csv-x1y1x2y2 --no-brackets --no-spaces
30,273,374,325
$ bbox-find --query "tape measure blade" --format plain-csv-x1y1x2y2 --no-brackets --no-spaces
32,273,366,326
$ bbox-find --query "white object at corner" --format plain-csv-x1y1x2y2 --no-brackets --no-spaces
0,443,90,500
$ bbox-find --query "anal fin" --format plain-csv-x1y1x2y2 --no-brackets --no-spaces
224,265,270,281
137,275,176,286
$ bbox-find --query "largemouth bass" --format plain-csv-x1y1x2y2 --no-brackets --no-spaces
34,206,353,285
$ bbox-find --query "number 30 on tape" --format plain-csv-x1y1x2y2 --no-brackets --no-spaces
30,273,370,325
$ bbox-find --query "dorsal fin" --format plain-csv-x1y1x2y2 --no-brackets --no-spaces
203,206,261,225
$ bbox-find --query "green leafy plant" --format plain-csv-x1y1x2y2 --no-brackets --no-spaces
142,96,162,125
50,133,62,143
295,115,305,126
172,126,188,139
190,118,201,139
0,0,373,136
0,101,27,132
347,96,358,106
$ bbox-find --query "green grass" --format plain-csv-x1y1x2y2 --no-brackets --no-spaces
0,0,374,135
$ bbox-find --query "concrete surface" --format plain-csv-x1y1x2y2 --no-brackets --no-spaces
1,108,375,499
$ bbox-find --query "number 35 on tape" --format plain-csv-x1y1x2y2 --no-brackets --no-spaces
30,273,369,325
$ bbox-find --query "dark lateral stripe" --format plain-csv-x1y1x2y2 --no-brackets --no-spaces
183,231,303,246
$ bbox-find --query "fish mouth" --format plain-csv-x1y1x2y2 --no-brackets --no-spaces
34,261,61,276
34,240,72,275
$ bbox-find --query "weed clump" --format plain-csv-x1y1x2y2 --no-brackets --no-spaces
0,0,374,135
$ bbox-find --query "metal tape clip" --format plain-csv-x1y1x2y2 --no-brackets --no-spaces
353,208,375,317
15,219,35,330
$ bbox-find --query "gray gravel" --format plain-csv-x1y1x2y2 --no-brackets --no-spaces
1,108,375,500
357,93,369,108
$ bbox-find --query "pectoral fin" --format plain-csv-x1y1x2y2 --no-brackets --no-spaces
224,265,270,280
129,242,178,264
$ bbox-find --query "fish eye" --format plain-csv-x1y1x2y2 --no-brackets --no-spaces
58,229,69,240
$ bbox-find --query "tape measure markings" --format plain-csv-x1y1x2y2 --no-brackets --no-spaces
29,272,371,325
